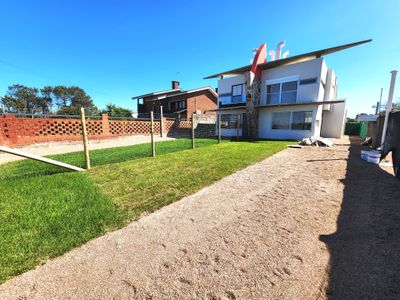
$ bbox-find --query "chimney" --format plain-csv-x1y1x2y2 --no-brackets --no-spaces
171,80,180,90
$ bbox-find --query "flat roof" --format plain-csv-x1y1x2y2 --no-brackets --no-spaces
204,39,372,79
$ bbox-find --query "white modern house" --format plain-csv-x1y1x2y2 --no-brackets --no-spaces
205,39,371,140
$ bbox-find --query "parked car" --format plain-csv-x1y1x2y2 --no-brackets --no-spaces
381,111,400,178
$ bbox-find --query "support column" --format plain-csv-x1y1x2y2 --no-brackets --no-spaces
101,114,110,137
245,71,260,141
5,114,18,146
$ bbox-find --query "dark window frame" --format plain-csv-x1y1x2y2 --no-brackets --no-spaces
266,80,298,105
291,111,313,131
271,110,314,131
271,111,291,130
231,84,244,103
299,78,318,85
169,100,186,111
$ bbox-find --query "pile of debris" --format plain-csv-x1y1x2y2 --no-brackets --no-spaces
288,137,333,149
299,137,333,147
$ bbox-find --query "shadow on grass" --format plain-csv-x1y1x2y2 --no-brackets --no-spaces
0,138,219,180
319,137,400,299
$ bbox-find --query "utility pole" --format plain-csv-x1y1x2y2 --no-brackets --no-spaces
381,70,398,146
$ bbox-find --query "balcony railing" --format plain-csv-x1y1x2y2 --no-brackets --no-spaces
218,94,246,107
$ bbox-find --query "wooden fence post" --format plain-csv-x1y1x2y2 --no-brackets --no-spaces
150,111,156,157
160,106,164,137
191,112,196,149
80,107,91,170
236,114,240,141
218,113,221,144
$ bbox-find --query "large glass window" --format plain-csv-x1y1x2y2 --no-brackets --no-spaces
266,83,280,104
271,111,313,131
266,80,298,104
231,84,244,103
281,81,298,104
291,111,313,130
272,112,291,129
221,114,240,129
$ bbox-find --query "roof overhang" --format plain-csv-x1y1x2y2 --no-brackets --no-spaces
208,100,345,112
164,86,218,99
132,88,182,100
255,99,346,109
204,39,372,79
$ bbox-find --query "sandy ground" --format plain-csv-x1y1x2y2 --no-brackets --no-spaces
0,135,174,165
1,137,399,299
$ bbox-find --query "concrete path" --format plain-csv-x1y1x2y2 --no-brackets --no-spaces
1,139,399,299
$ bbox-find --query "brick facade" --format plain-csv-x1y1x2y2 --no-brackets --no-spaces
138,89,217,119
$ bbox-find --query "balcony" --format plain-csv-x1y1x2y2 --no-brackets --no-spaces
218,94,246,108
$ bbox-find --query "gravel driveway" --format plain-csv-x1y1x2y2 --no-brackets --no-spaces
1,138,399,299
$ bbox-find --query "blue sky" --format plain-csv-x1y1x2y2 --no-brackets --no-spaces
0,0,399,117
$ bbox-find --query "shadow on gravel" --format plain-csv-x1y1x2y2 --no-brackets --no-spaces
320,137,400,299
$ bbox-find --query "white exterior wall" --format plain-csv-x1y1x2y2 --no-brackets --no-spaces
215,57,345,140
321,101,346,138
258,104,321,140
217,75,246,105
260,58,325,105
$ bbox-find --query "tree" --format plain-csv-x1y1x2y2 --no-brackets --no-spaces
1,84,42,114
44,86,98,115
38,87,54,113
102,103,133,118
52,86,73,108
379,98,400,115
1,84,98,115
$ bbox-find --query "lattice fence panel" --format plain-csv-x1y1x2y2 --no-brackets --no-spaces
109,120,160,136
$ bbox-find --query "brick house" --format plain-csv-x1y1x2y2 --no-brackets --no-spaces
132,81,218,119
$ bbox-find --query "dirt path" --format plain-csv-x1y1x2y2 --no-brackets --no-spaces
0,135,174,165
1,138,399,299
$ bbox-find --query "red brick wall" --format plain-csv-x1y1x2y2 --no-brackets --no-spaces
0,114,191,147
139,90,217,118
187,91,217,117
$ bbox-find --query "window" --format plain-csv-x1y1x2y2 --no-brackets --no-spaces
267,83,280,104
291,111,313,130
266,80,298,104
271,111,313,131
221,114,240,129
300,78,318,85
281,81,297,104
272,112,291,129
169,100,186,110
231,84,244,103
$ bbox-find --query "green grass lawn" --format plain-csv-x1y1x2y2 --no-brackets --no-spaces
0,138,289,283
